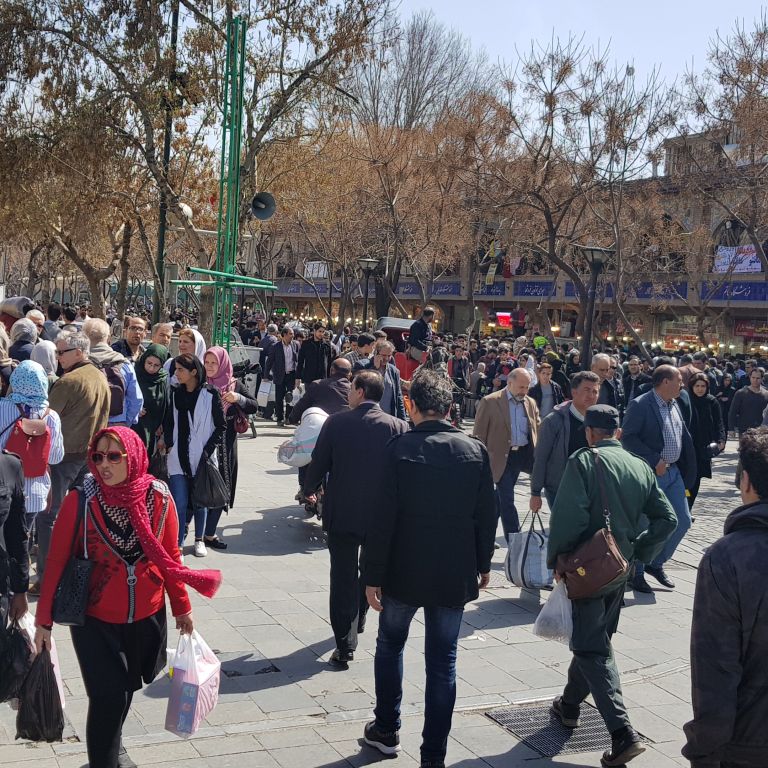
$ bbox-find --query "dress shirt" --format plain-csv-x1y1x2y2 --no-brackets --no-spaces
506,389,529,447
653,390,682,464
282,342,295,373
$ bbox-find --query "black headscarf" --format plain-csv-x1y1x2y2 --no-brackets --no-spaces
173,354,206,477
134,344,170,449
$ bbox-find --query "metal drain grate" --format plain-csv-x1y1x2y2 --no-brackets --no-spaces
485,703,650,757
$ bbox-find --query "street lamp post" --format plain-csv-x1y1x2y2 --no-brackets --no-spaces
357,257,379,330
575,245,614,370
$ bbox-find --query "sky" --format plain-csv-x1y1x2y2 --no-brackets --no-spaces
396,0,765,85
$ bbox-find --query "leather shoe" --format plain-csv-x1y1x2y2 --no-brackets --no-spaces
328,649,353,668
601,726,645,766
118,744,137,768
551,696,579,728
631,574,654,594
645,565,675,589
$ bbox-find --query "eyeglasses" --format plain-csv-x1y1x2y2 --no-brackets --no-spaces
55,348,76,357
128,326,146,333
90,451,127,465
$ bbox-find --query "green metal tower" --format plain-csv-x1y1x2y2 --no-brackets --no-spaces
172,16,277,349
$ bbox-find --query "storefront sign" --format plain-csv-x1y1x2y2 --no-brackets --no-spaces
474,281,506,297
735,320,768,336
634,281,688,300
396,281,420,296
495,312,512,328
514,280,555,298
431,281,461,296
701,281,768,302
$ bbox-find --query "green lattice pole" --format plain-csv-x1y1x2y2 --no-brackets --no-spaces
212,17,247,349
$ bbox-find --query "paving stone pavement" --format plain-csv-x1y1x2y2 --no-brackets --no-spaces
2,420,742,767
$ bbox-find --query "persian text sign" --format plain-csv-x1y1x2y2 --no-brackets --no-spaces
513,281,555,298
714,245,763,274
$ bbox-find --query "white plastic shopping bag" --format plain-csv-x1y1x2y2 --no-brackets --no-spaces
165,630,220,737
257,381,275,408
532,581,573,645
276,407,328,467
504,511,553,589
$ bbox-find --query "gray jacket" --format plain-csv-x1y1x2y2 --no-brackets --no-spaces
530,400,575,501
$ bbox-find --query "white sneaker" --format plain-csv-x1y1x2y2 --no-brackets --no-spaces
193,540,207,558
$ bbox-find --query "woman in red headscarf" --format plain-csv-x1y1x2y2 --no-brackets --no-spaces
202,346,258,550
34,426,221,768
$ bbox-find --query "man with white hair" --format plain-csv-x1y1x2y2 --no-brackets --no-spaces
473,367,540,537
26,309,48,340
83,318,143,427
35,331,110,588
592,353,622,418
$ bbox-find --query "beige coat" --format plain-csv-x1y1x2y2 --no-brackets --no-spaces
473,389,540,483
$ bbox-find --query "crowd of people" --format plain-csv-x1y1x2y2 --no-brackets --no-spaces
1,295,768,768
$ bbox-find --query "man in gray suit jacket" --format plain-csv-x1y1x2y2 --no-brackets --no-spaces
621,365,697,593
303,369,408,667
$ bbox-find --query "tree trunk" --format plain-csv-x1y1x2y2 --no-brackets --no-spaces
115,222,133,319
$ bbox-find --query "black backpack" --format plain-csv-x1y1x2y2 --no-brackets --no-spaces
96,362,126,417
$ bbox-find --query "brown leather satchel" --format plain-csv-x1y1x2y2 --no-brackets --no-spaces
556,449,628,600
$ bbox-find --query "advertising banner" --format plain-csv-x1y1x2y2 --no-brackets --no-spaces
714,245,763,274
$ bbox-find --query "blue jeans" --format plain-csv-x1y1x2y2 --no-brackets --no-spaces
636,464,690,576
373,595,464,763
168,474,207,545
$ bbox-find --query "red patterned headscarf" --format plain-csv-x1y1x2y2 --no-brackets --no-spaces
87,427,221,599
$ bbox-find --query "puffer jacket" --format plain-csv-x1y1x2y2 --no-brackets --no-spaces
683,501,768,768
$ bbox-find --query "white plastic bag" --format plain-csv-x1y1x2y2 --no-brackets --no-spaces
165,630,220,737
276,407,328,467
257,381,275,408
289,384,304,405
504,511,553,589
533,581,573,644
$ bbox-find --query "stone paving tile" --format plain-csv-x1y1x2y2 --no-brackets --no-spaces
3,433,741,767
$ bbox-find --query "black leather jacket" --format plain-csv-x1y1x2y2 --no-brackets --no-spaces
0,452,28,597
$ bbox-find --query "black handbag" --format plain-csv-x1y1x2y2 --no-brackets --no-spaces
149,449,169,482
51,491,94,627
192,456,228,509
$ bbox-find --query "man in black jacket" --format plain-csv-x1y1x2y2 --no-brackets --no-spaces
289,358,353,425
683,427,768,768
622,356,652,407
0,452,29,627
363,369,496,768
407,307,434,364
297,322,334,384
264,326,300,426
303,370,408,667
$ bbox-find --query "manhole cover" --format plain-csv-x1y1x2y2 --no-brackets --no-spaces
485,703,650,757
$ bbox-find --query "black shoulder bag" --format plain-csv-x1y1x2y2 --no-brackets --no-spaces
51,491,94,626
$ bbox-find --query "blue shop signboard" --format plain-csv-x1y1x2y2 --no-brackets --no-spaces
431,281,462,296
564,281,615,299
633,281,688,300
396,281,420,296
514,280,555,298
474,280,507,297
701,280,768,302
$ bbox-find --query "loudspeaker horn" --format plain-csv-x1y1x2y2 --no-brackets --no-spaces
250,192,276,221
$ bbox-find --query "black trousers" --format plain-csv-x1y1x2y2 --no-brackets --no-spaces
561,584,629,734
71,610,166,768
327,530,369,653
274,372,296,422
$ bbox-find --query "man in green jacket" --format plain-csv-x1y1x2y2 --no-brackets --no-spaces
547,405,676,767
